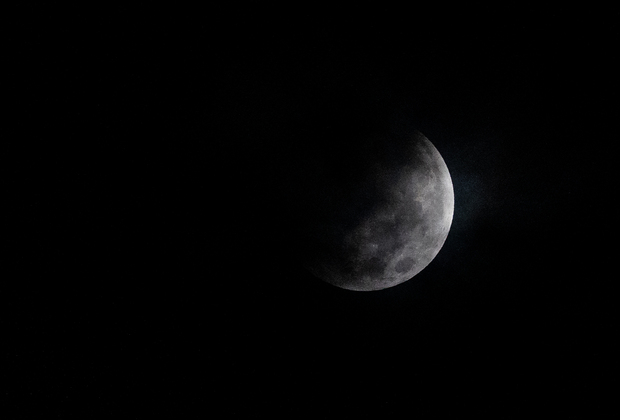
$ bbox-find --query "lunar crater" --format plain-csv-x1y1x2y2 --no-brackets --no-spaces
395,257,415,273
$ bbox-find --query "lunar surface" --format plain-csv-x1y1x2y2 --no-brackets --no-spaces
301,131,454,291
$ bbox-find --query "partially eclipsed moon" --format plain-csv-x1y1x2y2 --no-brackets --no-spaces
302,131,454,291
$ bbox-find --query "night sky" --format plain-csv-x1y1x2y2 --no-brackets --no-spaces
8,6,616,417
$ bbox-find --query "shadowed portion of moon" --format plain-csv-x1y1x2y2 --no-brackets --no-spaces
298,131,454,291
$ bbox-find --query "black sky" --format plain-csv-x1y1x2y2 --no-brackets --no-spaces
7,6,617,417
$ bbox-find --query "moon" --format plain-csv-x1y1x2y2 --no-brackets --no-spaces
299,131,454,291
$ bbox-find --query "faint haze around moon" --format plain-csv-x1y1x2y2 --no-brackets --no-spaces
300,131,454,291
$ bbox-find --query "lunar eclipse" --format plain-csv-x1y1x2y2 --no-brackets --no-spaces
299,130,454,291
